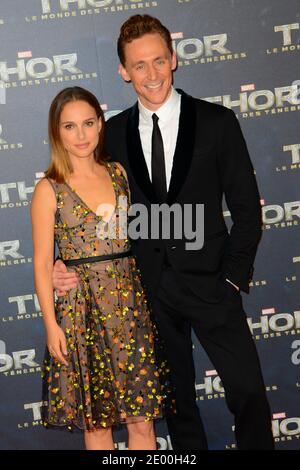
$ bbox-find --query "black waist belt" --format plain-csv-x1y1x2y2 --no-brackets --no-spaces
63,250,132,266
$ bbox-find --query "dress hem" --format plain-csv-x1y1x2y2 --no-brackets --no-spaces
42,414,164,433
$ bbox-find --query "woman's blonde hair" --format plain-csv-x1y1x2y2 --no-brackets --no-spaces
45,86,109,183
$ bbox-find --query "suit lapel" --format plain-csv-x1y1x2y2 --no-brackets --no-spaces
167,89,197,204
126,90,197,204
126,102,157,202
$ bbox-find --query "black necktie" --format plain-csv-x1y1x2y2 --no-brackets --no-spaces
151,113,167,203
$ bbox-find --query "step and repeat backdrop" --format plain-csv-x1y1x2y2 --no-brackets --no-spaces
0,0,299,450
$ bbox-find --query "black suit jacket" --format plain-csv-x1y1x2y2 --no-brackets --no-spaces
105,89,262,303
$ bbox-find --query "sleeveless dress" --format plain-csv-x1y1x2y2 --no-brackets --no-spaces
42,162,174,431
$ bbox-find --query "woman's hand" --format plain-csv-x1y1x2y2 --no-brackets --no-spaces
47,323,69,366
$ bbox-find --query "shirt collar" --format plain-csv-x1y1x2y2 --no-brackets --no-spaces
138,87,181,124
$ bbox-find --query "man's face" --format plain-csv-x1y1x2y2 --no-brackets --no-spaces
119,33,177,111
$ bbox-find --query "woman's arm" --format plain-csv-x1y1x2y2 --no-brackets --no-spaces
31,178,68,365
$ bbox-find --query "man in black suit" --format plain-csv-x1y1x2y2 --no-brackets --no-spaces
53,14,274,449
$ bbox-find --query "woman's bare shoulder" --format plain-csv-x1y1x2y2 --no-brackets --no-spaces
32,177,57,209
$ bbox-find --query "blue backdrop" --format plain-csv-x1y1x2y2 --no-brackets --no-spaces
0,0,300,450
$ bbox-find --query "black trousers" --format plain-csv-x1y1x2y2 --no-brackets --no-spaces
151,266,274,450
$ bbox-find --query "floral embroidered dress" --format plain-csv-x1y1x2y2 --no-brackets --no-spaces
42,161,172,431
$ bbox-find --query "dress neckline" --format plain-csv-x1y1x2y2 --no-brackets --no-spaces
64,162,117,220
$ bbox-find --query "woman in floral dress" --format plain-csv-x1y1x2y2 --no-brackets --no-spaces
31,86,173,450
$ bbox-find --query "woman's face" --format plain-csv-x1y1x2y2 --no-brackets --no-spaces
59,100,102,161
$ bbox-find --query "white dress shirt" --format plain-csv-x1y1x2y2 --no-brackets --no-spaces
138,87,181,190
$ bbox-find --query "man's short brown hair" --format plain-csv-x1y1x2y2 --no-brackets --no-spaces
117,14,173,66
